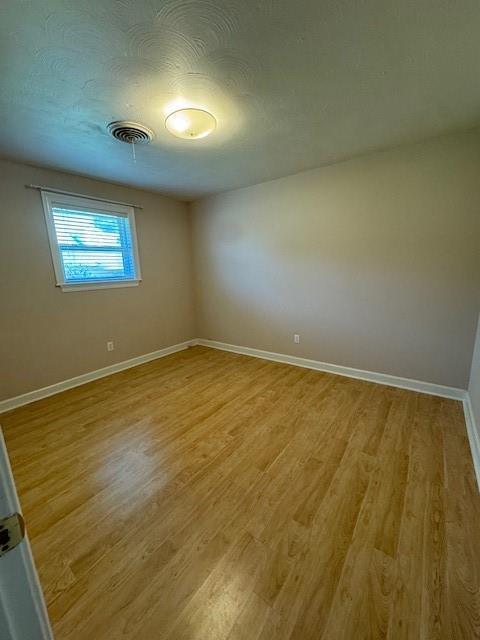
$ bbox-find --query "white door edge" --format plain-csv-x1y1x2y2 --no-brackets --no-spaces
0,428,54,640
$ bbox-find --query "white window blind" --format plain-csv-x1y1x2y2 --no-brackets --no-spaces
41,192,141,291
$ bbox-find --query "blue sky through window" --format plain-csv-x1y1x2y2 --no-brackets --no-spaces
52,207,136,282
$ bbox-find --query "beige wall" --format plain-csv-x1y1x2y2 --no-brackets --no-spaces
0,159,195,400
469,314,480,436
2,130,479,401
191,130,480,389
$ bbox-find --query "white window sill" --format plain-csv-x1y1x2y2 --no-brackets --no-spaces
58,279,141,292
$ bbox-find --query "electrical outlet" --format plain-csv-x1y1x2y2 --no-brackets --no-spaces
294,334,300,344
107,341,114,352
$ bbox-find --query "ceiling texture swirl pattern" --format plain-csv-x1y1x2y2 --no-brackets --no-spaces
1,0,480,198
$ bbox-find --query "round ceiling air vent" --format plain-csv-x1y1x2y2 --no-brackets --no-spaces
107,121,154,144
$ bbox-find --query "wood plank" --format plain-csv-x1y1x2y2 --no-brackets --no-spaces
1,346,478,640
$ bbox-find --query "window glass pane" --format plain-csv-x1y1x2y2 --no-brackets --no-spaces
62,250,128,281
51,207,137,283
52,209,123,247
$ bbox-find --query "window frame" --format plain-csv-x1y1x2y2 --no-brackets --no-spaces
41,191,142,292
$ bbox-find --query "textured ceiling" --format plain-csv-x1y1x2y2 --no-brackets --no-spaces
1,1,480,199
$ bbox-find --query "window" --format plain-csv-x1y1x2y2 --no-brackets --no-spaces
41,191,141,291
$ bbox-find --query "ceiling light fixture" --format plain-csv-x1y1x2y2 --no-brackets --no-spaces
165,108,216,140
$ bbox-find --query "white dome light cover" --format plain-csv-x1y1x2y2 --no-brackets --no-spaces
165,108,216,140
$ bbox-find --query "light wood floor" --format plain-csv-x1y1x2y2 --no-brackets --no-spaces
2,346,480,639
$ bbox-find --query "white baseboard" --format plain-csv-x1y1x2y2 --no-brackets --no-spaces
197,339,466,400
463,395,480,491
1,335,478,492
0,340,196,414
1,336,466,413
